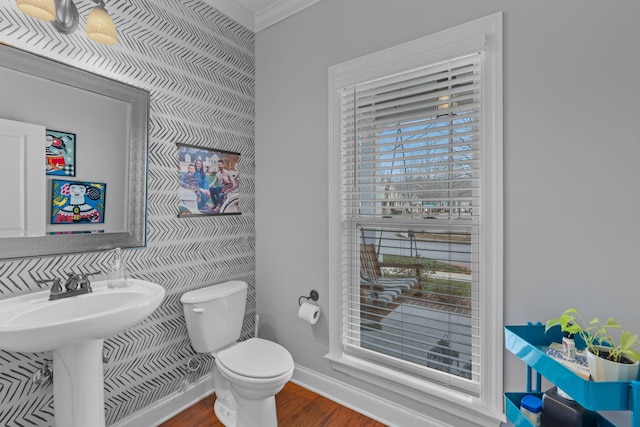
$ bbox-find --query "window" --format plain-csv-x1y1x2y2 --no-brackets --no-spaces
327,13,503,422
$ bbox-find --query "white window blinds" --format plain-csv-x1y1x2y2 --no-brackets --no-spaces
339,52,482,393
341,54,481,222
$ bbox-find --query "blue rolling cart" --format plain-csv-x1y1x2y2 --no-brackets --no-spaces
504,324,640,427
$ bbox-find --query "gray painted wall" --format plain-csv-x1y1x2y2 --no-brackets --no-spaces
0,0,255,425
255,0,640,419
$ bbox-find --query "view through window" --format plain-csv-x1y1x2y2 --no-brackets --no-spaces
340,53,481,389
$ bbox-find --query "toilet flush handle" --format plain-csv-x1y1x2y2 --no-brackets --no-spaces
192,307,205,313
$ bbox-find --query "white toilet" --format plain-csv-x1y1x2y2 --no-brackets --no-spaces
181,280,294,427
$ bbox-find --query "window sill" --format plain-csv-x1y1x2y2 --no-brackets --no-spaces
325,352,503,427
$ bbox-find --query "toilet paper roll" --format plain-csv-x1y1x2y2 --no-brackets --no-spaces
298,302,320,325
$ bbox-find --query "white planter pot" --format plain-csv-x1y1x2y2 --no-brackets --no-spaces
586,346,640,382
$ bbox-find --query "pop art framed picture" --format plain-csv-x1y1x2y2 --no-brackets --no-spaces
177,143,241,217
51,179,106,224
46,129,76,176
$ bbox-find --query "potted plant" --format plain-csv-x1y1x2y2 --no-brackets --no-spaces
545,308,640,382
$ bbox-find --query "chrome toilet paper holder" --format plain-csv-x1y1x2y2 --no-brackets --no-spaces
298,290,319,306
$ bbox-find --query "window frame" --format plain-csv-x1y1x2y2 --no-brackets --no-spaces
327,13,503,423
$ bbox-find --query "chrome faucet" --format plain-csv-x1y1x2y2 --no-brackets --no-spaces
32,271,99,301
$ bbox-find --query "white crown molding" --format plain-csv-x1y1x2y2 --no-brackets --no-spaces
202,0,322,33
254,0,322,32
202,0,256,31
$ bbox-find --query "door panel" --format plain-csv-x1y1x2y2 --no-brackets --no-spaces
0,118,45,237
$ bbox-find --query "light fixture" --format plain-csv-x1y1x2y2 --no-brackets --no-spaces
16,0,117,45
437,94,457,110
86,3,117,44
437,95,450,110
16,0,55,21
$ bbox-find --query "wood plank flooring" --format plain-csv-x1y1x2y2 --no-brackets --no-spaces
159,381,387,427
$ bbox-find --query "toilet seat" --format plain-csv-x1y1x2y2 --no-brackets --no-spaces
216,338,293,379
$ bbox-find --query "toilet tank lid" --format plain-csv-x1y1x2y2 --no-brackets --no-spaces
181,281,248,304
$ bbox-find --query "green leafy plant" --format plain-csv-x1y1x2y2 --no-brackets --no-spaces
545,308,640,364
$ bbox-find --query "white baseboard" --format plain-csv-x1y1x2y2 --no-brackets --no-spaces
110,365,451,427
111,374,214,427
291,365,448,427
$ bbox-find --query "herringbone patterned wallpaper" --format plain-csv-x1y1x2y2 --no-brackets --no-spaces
0,1,255,425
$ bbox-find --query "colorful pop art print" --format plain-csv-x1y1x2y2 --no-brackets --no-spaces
51,179,106,224
176,143,241,217
45,129,76,177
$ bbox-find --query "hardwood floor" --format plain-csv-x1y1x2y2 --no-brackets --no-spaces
159,382,387,427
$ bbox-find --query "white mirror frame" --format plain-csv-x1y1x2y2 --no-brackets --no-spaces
0,43,149,259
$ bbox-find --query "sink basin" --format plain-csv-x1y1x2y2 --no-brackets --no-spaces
0,278,165,427
0,278,165,353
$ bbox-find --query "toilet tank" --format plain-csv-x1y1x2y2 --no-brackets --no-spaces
181,280,248,353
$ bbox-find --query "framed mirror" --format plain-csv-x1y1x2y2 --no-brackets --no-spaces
0,43,149,259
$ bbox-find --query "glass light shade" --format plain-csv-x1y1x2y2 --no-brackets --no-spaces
86,6,117,45
16,0,56,21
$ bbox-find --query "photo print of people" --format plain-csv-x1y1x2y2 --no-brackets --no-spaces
177,143,240,217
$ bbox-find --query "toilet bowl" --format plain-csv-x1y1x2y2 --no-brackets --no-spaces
181,281,294,427
216,338,294,427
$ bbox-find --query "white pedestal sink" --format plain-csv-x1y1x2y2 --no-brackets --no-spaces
0,278,165,427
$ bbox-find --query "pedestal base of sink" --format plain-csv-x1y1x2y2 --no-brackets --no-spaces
53,339,106,427
0,279,166,425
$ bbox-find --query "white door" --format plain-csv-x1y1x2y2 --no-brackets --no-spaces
0,118,46,237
